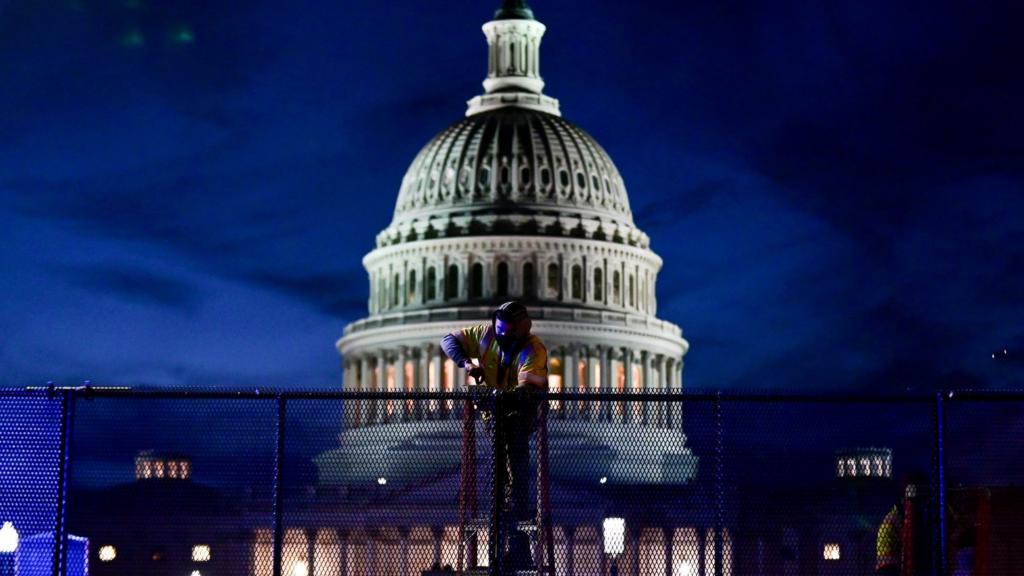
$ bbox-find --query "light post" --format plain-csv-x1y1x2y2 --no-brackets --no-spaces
603,517,624,576
0,522,18,576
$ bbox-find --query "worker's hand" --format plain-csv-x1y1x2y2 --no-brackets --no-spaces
465,364,485,384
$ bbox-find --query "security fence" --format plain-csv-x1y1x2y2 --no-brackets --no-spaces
1,387,1022,576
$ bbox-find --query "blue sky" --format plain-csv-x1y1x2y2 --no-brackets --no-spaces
1,0,1021,392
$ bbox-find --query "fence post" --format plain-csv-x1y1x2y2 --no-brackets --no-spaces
713,392,724,576
490,390,504,575
52,388,75,576
272,395,287,576
933,392,948,576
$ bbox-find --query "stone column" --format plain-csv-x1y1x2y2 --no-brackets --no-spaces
376,350,388,423
600,345,612,421
610,347,624,424
360,355,373,426
562,345,576,420
417,345,429,420
585,346,600,421
641,351,652,426
623,348,636,425
341,359,351,429
667,358,683,431
396,346,408,420
654,354,667,428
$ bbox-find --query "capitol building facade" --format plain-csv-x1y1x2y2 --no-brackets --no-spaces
252,2,731,575
336,0,689,447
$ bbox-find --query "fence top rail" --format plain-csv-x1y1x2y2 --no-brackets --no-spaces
3,386,1023,402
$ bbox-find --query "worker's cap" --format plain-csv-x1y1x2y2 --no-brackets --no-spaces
494,300,529,323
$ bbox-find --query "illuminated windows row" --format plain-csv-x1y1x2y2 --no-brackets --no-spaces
97,544,211,563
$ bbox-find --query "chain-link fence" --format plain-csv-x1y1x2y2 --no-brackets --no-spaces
1,387,1022,576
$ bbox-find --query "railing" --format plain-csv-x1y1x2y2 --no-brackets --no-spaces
1,387,1022,576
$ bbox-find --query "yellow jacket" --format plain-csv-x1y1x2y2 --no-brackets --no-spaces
452,323,548,390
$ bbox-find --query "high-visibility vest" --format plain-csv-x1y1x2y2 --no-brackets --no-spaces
452,323,548,390
877,505,902,570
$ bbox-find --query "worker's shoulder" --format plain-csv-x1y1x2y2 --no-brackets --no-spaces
524,334,547,354
457,322,491,335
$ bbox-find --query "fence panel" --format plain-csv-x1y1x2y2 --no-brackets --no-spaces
8,389,1024,575
718,396,935,576
283,395,490,576
64,395,278,576
945,395,1024,576
0,391,67,576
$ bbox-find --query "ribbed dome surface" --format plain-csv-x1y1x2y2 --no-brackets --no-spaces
388,108,636,233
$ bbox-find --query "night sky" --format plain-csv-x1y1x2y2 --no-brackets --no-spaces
1,0,1022,393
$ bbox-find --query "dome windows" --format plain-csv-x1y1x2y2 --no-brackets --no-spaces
594,268,603,302
496,262,509,297
571,265,583,300
522,262,535,299
445,264,459,300
547,263,559,296
426,267,437,301
392,272,401,308
470,263,484,299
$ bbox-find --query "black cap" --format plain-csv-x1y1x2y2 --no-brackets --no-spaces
494,300,530,322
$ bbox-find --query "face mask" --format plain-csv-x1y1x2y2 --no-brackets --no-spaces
494,316,525,352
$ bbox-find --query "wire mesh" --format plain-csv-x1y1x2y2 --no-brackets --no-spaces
945,395,1024,576
63,395,278,576
3,388,1024,575
0,391,66,576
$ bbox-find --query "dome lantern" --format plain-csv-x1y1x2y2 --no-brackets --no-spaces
467,0,561,116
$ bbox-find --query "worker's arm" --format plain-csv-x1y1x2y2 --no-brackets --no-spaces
441,324,487,383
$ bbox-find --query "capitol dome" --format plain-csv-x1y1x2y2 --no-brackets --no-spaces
330,0,693,487
378,108,649,250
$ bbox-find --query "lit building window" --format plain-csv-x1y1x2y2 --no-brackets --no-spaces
98,545,117,562
181,461,191,479
192,545,211,562
823,543,840,560
154,460,165,478
168,460,179,479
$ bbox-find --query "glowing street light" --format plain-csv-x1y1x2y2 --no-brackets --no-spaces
0,523,17,553
0,522,18,576
603,517,625,576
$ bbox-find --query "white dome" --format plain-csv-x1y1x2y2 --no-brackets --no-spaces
378,107,647,249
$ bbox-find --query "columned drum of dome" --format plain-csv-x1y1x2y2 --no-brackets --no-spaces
327,1,694,487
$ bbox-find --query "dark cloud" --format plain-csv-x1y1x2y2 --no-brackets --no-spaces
60,263,202,312
245,269,368,319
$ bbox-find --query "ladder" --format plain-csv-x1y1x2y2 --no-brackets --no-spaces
457,393,555,575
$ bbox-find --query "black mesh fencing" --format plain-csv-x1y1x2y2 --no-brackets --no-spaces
1,388,1022,576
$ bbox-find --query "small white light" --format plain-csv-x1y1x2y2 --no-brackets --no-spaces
823,543,840,560
192,544,211,562
191,571,202,576
599,476,608,484
292,560,309,576
602,517,625,556
97,545,117,562
674,560,695,576
0,522,19,553
377,477,387,485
